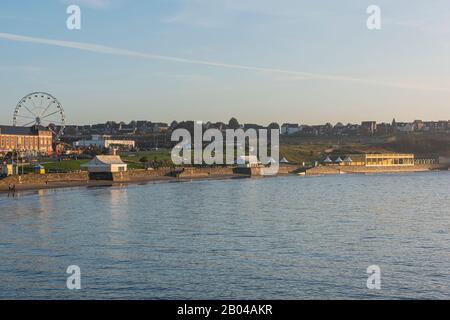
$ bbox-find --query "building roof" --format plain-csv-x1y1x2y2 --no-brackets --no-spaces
266,157,277,164
88,155,126,166
0,125,49,135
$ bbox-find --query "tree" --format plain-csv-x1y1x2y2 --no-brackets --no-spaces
228,117,240,129
139,156,149,163
268,122,280,130
83,145,102,157
170,120,179,130
174,121,195,133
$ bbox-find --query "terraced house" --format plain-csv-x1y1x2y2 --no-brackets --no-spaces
0,125,53,156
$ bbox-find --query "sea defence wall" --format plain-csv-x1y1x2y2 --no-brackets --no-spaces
111,168,173,182
304,164,443,176
111,166,298,180
0,172,88,186
0,167,240,187
234,165,301,176
176,167,236,178
111,167,237,181
4,164,440,188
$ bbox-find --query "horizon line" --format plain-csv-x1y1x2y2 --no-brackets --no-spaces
40,117,450,127
1,32,450,94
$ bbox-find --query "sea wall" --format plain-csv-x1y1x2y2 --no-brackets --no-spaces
277,165,301,175
3,164,438,188
0,167,240,187
111,168,173,182
111,167,236,181
305,164,442,176
177,167,236,178
0,172,88,186
234,165,300,176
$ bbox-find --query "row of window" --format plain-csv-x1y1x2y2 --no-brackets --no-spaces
366,158,415,166
0,134,52,149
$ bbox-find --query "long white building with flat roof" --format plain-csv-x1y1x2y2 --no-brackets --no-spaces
74,135,135,150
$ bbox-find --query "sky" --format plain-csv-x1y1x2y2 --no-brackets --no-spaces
0,0,449,125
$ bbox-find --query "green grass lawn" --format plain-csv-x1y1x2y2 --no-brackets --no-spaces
121,149,173,168
20,159,90,174
41,159,90,172
20,145,357,173
19,150,174,173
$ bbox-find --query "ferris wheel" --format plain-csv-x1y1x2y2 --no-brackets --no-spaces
13,92,66,140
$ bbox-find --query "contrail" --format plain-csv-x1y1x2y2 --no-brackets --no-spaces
0,32,448,93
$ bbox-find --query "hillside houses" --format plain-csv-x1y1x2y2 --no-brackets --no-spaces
62,118,450,140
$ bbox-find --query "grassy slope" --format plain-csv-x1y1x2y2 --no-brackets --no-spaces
23,150,174,172
27,135,445,172
279,143,392,164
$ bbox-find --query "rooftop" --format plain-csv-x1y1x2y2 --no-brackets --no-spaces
0,125,49,135
89,155,126,165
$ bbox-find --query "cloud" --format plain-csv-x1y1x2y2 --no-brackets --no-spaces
0,32,449,93
0,65,45,72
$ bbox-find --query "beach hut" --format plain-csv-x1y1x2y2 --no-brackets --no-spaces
266,157,277,165
343,156,353,165
334,157,343,164
280,157,289,164
323,156,333,164
33,164,46,175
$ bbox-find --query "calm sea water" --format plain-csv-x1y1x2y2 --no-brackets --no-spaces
0,172,449,300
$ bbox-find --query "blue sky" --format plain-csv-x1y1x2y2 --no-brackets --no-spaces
0,0,449,125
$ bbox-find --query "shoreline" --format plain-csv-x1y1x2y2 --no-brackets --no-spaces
0,174,250,194
0,165,447,195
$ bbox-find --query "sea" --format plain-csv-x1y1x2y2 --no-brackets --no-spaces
0,172,449,299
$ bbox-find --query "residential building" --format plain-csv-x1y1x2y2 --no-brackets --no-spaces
0,125,53,155
360,121,377,135
281,123,299,135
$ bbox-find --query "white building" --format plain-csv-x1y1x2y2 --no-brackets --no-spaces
395,123,414,133
237,155,260,168
281,124,300,135
74,135,135,150
82,155,128,173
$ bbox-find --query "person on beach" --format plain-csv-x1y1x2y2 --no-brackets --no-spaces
7,183,16,196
